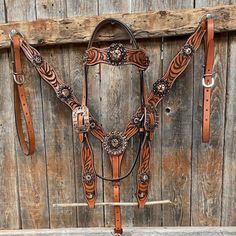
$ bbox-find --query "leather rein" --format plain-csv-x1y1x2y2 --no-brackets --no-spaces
10,15,214,235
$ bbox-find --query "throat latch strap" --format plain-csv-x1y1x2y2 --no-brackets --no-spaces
11,32,35,156
202,16,214,143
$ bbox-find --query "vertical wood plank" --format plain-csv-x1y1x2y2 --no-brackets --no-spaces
221,31,236,226
222,0,236,227
191,0,229,226
0,0,235,230
161,1,194,226
130,0,163,227
0,0,19,229
66,0,104,227
98,0,134,228
35,0,76,228
5,0,49,229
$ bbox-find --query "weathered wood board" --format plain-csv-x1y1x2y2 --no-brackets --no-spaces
66,0,104,228
161,0,193,227
0,227,235,236
222,31,236,226
131,0,162,227
0,5,236,48
0,0,19,229
35,0,76,228
0,0,235,231
5,0,49,229
191,0,228,226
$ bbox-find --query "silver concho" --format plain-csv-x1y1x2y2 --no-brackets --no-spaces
138,171,151,183
107,43,127,65
32,54,44,67
153,79,170,97
87,192,94,199
56,84,73,102
103,131,127,155
182,44,194,57
83,171,96,184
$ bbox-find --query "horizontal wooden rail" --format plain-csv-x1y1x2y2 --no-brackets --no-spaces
53,200,173,207
0,4,235,49
0,227,235,235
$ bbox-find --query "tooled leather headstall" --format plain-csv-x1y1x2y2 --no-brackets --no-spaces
10,15,214,235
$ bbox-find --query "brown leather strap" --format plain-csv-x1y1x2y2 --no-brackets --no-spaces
81,135,97,208
136,135,151,208
112,155,122,235
12,35,35,156
202,17,214,143
84,46,149,70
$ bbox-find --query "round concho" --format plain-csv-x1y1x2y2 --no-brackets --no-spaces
32,54,44,67
56,84,73,102
138,171,151,183
153,79,170,98
83,171,96,184
182,44,194,57
103,131,127,155
107,43,127,65
145,106,159,132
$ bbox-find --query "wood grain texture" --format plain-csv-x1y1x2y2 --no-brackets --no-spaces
191,0,228,227
0,5,236,49
35,0,76,228
5,0,50,229
0,1,19,228
66,0,104,227
221,31,236,226
0,227,235,236
161,0,193,227
131,0,163,227
0,0,235,230
98,0,134,229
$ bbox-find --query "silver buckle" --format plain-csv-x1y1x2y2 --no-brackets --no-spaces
13,73,25,85
202,73,215,88
9,29,24,41
72,106,90,132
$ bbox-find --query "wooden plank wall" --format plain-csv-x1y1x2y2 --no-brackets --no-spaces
0,0,235,230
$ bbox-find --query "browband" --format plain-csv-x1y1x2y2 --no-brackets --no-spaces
9,14,214,235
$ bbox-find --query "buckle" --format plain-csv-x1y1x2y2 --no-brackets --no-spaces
72,106,90,133
13,72,25,85
9,29,24,41
202,73,215,88
199,13,213,23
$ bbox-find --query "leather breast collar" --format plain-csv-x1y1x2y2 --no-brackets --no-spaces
10,15,214,235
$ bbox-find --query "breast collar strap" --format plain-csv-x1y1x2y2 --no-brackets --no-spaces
9,15,215,235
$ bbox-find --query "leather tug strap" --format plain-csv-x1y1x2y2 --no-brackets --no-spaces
202,17,214,143
11,34,35,156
